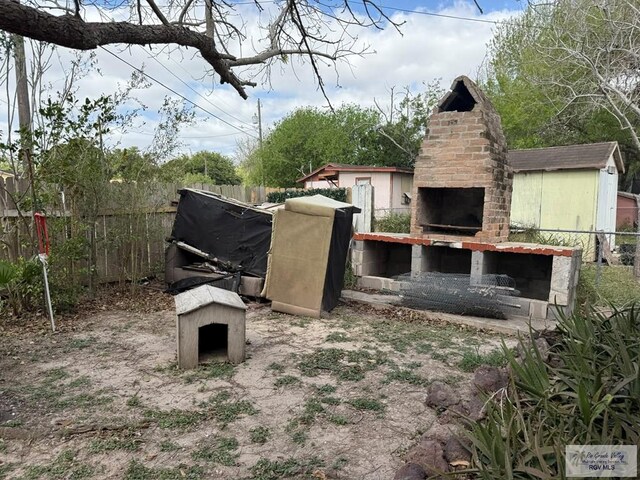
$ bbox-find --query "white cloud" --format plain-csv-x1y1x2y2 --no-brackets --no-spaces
0,1,519,161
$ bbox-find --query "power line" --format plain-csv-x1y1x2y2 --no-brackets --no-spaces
377,4,503,24
232,1,505,24
100,46,258,139
140,46,255,129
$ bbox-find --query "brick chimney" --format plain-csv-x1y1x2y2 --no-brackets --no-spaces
410,76,512,242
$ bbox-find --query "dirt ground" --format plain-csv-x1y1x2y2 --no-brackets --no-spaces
0,285,511,480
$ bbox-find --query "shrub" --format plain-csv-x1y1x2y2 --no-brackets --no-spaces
467,305,640,478
374,213,410,233
266,188,347,203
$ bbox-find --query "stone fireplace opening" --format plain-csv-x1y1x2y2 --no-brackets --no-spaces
417,187,485,235
439,80,476,112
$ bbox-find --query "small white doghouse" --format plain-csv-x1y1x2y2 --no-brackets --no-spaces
174,284,247,369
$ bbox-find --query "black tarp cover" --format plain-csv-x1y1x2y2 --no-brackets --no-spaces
322,207,357,312
169,189,273,277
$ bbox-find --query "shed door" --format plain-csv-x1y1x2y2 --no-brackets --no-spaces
597,168,618,248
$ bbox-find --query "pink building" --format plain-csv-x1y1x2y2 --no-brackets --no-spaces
617,192,639,229
297,163,414,218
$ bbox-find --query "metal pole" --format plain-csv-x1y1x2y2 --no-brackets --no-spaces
595,235,603,288
39,254,55,332
257,98,263,147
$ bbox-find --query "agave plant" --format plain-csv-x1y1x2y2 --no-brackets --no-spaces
466,304,640,479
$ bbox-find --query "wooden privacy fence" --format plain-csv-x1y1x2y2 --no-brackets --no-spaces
0,178,302,284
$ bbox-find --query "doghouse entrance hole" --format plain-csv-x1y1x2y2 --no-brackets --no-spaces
198,323,228,363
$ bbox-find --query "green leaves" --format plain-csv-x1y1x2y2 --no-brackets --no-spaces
468,305,640,478
0,260,16,287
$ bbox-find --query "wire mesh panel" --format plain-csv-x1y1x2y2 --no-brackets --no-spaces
396,273,519,319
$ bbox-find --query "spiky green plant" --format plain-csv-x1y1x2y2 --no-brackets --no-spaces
466,305,640,478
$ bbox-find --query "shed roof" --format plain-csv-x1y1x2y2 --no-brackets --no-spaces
509,142,624,173
296,163,413,183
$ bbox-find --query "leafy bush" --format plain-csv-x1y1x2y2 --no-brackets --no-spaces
374,213,411,233
468,305,640,478
0,256,84,317
266,188,347,204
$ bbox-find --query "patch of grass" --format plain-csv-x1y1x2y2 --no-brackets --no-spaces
2,420,22,427
44,367,70,382
348,397,386,412
143,409,204,429
327,414,349,425
154,361,235,383
267,362,285,373
159,440,180,452
0,439,5,454
191,437,238,466
126,395,142,407
320,396,341,405
67,376,91,389
290,430,307,445
457,348,508,373
331,456,349,470
23,449,94,479
314,384,337,395
88,437,141,453
297,347,387,382
413,342,434,354
65,337,96,350
0,463,15,479
290,317,313,328
366,317,480,354
274,375,301,388
124,460,204,480
206,391,258,426
384,368,427,386
285,397,328,444
248,457,324,480
54,392,113,410
577,264,640,308
430,351,449,362
324,331,351,343
249,426,271,444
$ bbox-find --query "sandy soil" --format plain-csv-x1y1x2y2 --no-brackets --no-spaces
0,286,511,480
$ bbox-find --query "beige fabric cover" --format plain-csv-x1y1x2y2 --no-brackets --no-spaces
264,195,342,318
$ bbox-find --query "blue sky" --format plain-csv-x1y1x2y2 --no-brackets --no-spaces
0,0,524,160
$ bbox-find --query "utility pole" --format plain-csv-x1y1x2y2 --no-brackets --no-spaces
254,99,264,186
256,98,263,147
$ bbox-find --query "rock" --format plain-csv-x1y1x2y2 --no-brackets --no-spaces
405,439,449,477
443,435,471,465
393,463,427,480
472,366,508,393
464,394,487,421
425,381,459,409
423,423,457,444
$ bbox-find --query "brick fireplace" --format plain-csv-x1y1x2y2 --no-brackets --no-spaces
410,76,512,242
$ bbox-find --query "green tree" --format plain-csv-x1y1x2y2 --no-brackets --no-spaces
483,0,640,187
160,151,240,185
108,147,159,182
242,105,380,187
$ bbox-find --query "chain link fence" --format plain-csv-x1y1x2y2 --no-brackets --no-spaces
509,226,640,292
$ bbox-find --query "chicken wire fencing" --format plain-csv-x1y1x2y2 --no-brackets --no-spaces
395,273,519,320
